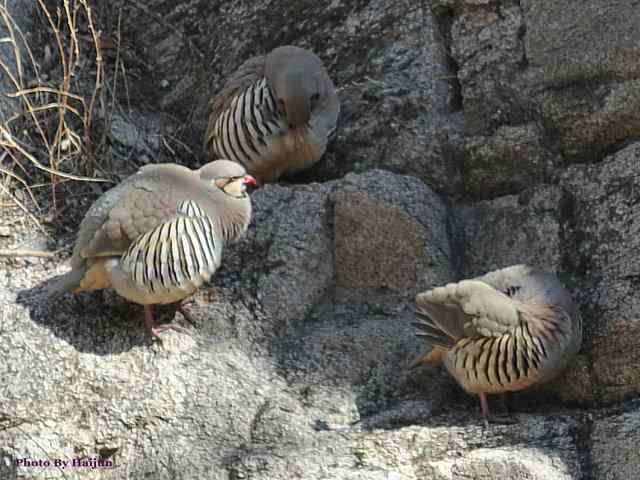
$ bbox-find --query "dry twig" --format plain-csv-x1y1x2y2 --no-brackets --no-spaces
0,0,112,228
0,248,59,258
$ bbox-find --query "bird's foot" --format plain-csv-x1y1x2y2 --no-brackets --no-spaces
144,305,188,340
151,322,189,339
482,413,518,427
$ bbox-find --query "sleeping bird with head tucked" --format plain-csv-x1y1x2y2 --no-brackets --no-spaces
204,45,340,184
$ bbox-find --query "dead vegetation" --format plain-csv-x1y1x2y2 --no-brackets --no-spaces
0,0,131,236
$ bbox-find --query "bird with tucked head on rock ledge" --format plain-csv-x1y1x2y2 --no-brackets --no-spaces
204,45,340,184
411,265,582,425
48,160,257,338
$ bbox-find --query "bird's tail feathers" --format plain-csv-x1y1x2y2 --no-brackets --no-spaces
46,267,86,297
410,300,470,369
414,301,468,347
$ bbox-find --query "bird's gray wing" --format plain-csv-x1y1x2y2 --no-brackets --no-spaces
416,279,521,343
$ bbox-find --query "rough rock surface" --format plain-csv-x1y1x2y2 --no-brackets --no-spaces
1,170,453,480
1,0,640,479
432,0,640,197
560,144,640,405
454,184,564,277
591,406,640,479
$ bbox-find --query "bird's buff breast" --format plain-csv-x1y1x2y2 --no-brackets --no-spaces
254,127,325,182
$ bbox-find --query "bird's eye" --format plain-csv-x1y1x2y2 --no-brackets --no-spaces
310,93,320,108
214,177,229,189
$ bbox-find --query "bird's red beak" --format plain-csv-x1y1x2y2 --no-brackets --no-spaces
243,175,258,187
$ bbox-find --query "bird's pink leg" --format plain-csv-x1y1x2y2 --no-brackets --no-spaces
480,392,490,428
480,392,489,417
144,305,157,335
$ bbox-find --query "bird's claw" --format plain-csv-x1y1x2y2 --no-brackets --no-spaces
151,322,189,339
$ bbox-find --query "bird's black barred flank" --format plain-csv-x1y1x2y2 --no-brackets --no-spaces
414,318,544,387
211,78,285,170
121,200,221,294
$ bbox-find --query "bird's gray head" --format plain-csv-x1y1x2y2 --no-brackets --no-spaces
265,45,329,129
198,160,257,198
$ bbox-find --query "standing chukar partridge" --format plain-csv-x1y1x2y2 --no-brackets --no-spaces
49,160,257,337
204,45,340,183
411,265,582,423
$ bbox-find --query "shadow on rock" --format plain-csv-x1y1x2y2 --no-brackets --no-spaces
15,279,160,354
263,293,457,432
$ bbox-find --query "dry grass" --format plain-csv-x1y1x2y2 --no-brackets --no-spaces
0,0,121,230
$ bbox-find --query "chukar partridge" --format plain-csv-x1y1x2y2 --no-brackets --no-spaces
49,160,257,337
204,45,340,183
412,265,582,422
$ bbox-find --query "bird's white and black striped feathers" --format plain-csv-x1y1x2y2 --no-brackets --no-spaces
414,311,549,392
120,200,222,295
210,78,287,171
